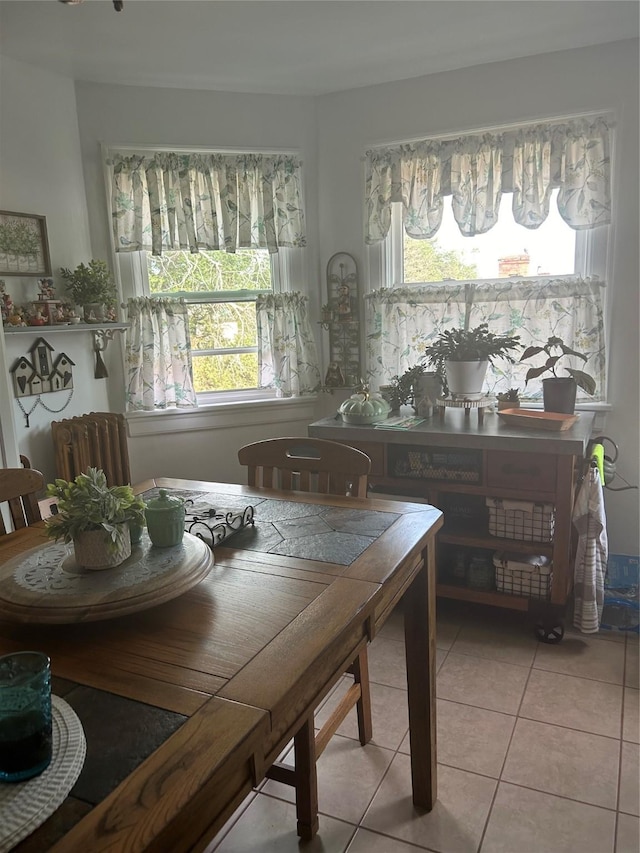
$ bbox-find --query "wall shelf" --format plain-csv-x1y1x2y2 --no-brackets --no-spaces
3,323,128,335
3,323,129,378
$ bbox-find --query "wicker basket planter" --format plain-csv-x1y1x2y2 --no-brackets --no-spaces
73,523,131,570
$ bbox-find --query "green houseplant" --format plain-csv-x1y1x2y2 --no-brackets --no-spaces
520,336,596,413
45,468,145,570
423,324,521,398
59,259,118,322
496,387,521,410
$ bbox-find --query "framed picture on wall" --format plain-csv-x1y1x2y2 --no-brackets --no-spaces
0,211,52,277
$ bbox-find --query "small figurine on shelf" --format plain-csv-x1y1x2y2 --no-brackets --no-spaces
38,278,56,301
7,305,27,326
1,280,13,325
324,362,345,387
337,283,352,321
29,307,47,326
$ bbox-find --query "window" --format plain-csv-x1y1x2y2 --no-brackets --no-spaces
397,188,577,284
364,115,612,403
146,249,272,394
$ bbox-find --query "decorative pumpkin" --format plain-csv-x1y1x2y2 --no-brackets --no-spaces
338,392,391,424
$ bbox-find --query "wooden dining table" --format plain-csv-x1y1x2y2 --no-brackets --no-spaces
0,477,443,852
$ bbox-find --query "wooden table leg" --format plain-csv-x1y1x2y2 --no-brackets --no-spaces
294,716,319,839
403,537,437,809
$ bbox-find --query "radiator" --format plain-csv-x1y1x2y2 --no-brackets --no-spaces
51,412,131,487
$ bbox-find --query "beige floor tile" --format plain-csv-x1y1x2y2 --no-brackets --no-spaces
378,602,459,650
205,793,256,851
451,620,538,667
619,741,639,816
616,813,640,853
520,668,623,738
213,793,355,852
377,603,404,642
368,634,445,690
623,688,640,744
626,643,639,689
398,699,515,779
534,634,626,684
262,734,394,825
503,718,620,809
346,827,428,852
363,755,496,853
436,652,529,714
480,782,616,853
316,677,409,750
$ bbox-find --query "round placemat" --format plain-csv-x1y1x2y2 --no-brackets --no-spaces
0,695,86,852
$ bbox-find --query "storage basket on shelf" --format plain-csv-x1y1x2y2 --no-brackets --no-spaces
493,552,552,599
486,497,555,542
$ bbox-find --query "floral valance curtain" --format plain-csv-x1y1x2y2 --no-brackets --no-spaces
256,292,321,397
365,276,606,401
108,150,306,255
365,117,611,242
125,297,198,411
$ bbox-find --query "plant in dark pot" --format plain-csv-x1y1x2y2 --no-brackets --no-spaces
59,259,118,323
423,324,521,399
520,336,596,413
44,468,145,570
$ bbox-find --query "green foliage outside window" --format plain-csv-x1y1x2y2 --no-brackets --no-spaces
147,250,271,393
403,237,478,282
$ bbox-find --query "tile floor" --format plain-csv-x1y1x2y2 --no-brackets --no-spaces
207,601,639,853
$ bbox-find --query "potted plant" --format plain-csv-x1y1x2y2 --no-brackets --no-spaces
496,388,521,410
387,364,427,412
59,259,118,323
520,336,596,413
44,468,145,570
423,324,521,399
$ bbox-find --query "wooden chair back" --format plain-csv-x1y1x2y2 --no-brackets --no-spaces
0,467,45,534
238,437,371,498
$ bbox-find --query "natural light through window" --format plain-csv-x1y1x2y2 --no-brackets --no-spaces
147,249,272,394
402,188,576,283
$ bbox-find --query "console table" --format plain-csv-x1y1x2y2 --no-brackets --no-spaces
310,409,595,640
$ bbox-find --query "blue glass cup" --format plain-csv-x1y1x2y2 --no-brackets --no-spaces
0,651,52,782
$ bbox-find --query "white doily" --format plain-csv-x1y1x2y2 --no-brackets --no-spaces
0,695,86,852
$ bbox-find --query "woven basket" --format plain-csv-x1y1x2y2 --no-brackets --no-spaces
72,524,131,570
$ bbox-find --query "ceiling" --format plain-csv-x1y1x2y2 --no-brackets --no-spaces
0,1,637,96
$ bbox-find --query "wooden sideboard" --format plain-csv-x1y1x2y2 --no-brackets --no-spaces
310,409,595,635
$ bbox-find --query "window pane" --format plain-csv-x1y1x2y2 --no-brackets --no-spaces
188,302,257,351
403,189,576,282
192,353,258,392
148,249,271,293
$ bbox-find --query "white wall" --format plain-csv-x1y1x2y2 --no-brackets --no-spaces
0,56,113,483
314,40,639,557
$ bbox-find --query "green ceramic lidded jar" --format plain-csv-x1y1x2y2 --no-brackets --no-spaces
144,489,186,547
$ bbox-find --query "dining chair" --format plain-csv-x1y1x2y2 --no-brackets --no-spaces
0,466,45,534
237,436,373,838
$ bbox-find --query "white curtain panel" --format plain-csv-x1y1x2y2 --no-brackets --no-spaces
365,276,606,401
125,297,198,411
256,292,321,397
365,116,611,242
108,151,306,256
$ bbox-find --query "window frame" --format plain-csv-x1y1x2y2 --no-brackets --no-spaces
118,246,305,403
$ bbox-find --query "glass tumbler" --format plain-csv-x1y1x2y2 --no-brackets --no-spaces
0,651,52,782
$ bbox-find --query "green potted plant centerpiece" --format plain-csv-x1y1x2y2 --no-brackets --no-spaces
59,259,118,323
45,468,145,570
423,324,521,399
520,336,596,414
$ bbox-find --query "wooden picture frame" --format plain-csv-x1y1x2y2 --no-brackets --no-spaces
0,211,52,277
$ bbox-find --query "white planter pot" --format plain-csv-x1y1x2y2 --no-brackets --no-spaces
445,360,489,400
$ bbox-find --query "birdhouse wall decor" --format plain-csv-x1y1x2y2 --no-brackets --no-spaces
9,337,75,427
